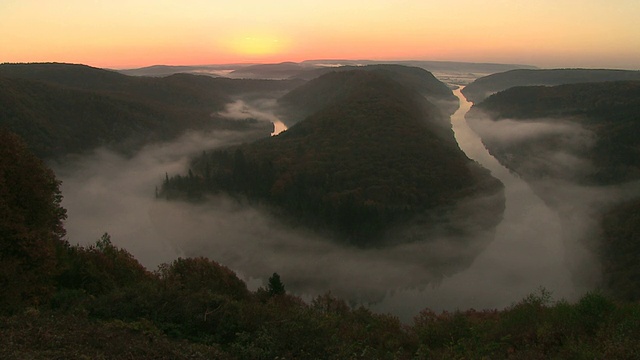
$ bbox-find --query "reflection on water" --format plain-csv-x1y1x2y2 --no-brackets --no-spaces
373,88,580,320
271,120,287,136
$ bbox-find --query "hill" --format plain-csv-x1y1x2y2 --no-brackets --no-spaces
228,61,312,79
162,70,503,247
291,64,455,98
280,64,457,126
468,81,640,185
0,63,302,158
117,64,248,77
462,68,640,103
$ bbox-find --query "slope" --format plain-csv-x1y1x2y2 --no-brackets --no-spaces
462,68,640,103
0,63,302,158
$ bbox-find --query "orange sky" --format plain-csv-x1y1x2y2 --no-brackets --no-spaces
1,0,639,69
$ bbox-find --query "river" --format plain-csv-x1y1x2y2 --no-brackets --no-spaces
373,88,581,318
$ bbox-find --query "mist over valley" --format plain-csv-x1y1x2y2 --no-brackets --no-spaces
3,62,635,317
2,60,640,358
3,0,640,355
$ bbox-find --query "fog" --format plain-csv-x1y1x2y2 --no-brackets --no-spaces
467,116,596,179
56,124,500,310
54,88,625,321
469,117,594,147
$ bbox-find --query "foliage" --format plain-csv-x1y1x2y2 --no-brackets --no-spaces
0,310,232,360
267,272,286,296
55,233,151,296
601,199,640,300
0,129,67,312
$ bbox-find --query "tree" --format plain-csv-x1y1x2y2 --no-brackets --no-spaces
267,272,285,296
0,129,67,312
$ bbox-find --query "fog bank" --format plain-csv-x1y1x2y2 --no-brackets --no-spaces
55,122,500,312
54,87,617,321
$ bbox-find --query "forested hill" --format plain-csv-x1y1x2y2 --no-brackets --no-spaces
469,80,640,185
0,63,302,158
162,70,503,246
462,68,640,103
292,64,455,99
280,64,457,125
0,63,303,100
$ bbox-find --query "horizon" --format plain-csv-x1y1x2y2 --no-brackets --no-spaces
5,58,639,73
2,1,639,70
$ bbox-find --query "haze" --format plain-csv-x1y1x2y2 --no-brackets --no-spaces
2,0,639,69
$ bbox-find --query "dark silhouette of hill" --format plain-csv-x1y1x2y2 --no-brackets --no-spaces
291,64,455,98
462,68,640,103
117,64,249,77
280,65,457,126
469,81,640,185
162,70,503,247
0,76,180,157
0,63,302,108
229,61,312,79
0,63,302,158
300,59,536,75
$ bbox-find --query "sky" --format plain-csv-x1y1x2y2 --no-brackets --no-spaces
1,0,639,69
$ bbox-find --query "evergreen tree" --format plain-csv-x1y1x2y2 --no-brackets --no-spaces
267,272,285,296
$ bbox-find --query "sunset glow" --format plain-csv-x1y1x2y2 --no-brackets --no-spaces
1,0,639,69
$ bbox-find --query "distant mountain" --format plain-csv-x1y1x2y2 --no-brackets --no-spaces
300,59,536,75
0,63,302,158
228,62,315,79
162,69,503,248
280,65,457,126
462,69,640,103
117,64,250,77
466,81,640,301
114,60,537,84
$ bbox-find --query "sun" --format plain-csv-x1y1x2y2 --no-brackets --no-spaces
225,33,288,58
